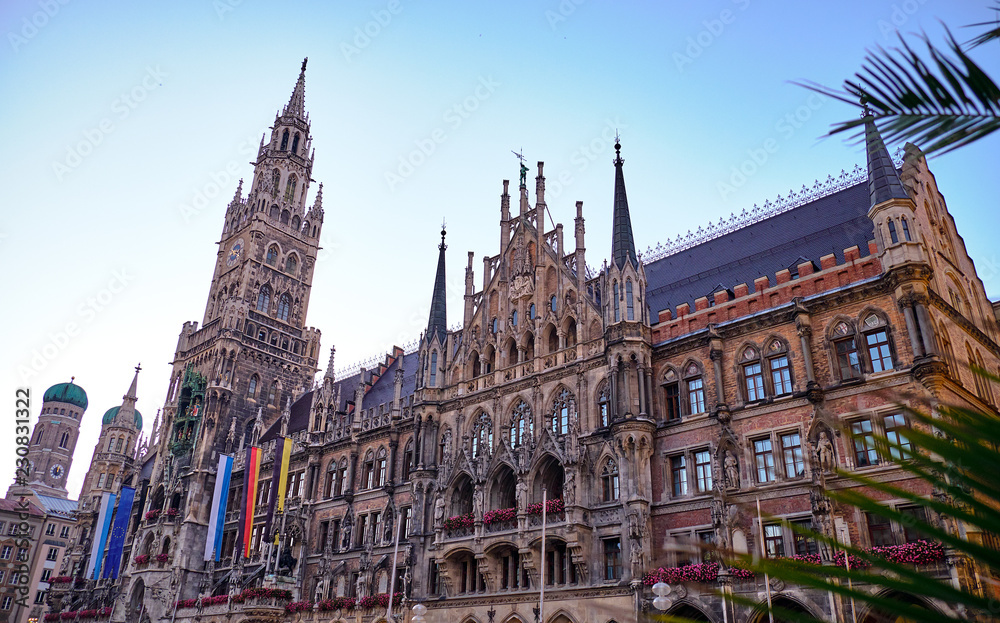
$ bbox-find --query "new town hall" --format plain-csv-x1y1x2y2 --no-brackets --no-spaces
6,60,1000,623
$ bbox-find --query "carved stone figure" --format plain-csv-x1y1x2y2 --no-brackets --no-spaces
278,546,296,575
473,486,485,521
433,495,446,528
515,478,528,512
564,469,577,505
341,515,353,550
724,451,740,489
816,431,836,472
441,430,453,464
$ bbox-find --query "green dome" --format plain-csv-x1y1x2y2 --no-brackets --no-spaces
102,406,142,430
43,381,89,410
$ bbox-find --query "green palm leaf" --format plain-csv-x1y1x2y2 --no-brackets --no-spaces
796,26,1000,155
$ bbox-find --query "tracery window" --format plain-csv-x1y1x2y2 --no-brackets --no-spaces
508,399,534,448
471,412,493,458
277,294,291,322
601,459,620,502
549,388,572,435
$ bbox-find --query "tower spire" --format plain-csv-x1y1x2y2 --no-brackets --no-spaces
611,136,638,269
864,111,908,208
426,223,448,343
284,57,308,119
124,363,140,403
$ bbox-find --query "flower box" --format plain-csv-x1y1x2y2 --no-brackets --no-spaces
285,601,313,613
525,498,564,516
203,595,230,606
155,553,169,563
483,507,516,525
165,508,180,517
49,576,74,585
443,512,474,530
317,596,356,611
134,554,150,565
144,509,161,521
358,593,402,609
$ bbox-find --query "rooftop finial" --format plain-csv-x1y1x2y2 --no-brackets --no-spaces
284,58,308,118
301,57,308,74
614,131,623,165
512,148,527,187
440,218,447,249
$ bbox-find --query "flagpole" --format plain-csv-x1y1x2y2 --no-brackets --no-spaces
755,498,774,623
539,487,546,623
386,507,403,621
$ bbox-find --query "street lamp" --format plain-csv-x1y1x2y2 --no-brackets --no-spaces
652,581,672,612
411,603,427,623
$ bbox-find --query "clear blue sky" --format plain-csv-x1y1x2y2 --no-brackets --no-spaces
1,0,997,497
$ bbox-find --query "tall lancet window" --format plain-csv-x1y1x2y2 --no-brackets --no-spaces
613,282,620,322
280,129,289,151
271,170,280,197
429,351,438,387
626,280,635,321
285,176,297,202
291,133,300,154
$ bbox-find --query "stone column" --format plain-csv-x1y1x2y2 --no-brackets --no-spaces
902,304,924,358
915,302,937,356
637,365,647,416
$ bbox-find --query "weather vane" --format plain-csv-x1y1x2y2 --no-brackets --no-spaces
512,148,528,187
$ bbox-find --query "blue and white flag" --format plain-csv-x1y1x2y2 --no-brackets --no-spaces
102,486,135,579
204,453,233,561
87,491,116,580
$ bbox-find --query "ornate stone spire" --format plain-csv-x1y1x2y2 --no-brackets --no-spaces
611,137,638,270
284,57,308,119
864,111,909,208
426,224,448,343
324,346,336,381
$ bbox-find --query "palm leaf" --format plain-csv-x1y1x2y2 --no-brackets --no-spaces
966,2,1000,49
795,27,1000,155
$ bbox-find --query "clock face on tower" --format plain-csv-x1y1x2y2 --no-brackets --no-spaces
226,238,245,267
50,464,64,480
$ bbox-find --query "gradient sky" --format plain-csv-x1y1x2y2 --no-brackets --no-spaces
1,0,997,498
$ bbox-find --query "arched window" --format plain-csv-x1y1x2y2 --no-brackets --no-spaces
550,388,572,435
291,215,300,231
601,459,620,502
550,295,557,313
271,170,280,197
266,245,279,266
862,313,894,373
291,133,300,154
285,254,298,274
32,426,43,445
284,176,297,202
363,451,376,489
324,462,335,498
375,448,388,487
511,310,518,328
280,129,289,150
529,303,536,319
59,432,70,449
429,351,438,387
245,322,255,336
626,280,634,321
256,286,271,312
115,438,123,453
491,317,498,334
888,219,899,244
108,437,115,452
277,294,291,322
402,440,414,481
831,321,861,380
598,385,610,427
338,458,349,495
471,412,493,458
901,216,912,241
613,281,620,322
268,381,278,405
508,400,533,448
247,375,258,398
740,346,765,402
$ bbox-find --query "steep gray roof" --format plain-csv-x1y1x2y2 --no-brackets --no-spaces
645,180,875,317
34,494,78,519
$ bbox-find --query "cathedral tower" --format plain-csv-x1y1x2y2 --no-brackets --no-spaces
124,60,326,622
8,380,88,500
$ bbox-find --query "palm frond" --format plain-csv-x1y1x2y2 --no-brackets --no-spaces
795,27,1000,155
966,2,1000,49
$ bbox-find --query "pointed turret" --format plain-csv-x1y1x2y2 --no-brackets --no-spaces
107,364,143,431
324,346,336,381
284,57,308,119
426,225,448,343
864,113,909,208
611,139,637,269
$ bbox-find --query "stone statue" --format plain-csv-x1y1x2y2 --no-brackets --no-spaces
564,469,577,505
519,162,528,187
433,495,446,528
341,515,353,551
441,430,453,464
629,535,643,575
724,451,740,489
816,432,835,472
515,478,528,512
473,486,484,521
383,511,395,544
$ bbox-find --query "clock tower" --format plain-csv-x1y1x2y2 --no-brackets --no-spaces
126,60,325,619
7,379,88,500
